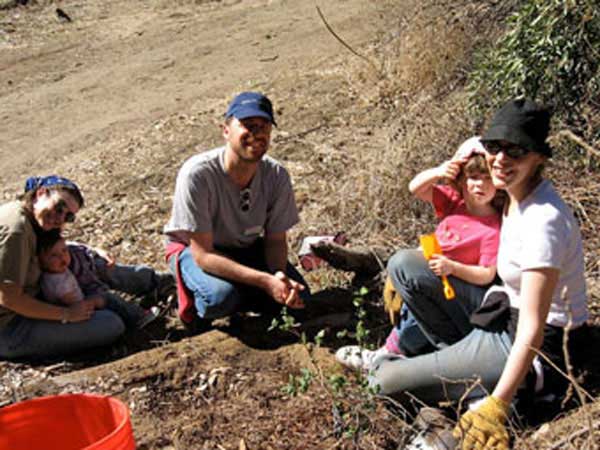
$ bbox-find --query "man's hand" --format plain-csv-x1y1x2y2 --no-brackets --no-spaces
428,254,454,277
453,396,509,450
65,300,96,322
266,271,305,309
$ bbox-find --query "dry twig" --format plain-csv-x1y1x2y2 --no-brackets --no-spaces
315,5,381,75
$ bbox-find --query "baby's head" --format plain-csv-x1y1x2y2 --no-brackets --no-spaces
37,230,70,274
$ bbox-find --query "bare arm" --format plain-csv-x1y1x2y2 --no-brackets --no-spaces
428,255,496,285
492,268,558,403
408,160,461,203
264,232,305,308
0,282,94,322
189,232,303,308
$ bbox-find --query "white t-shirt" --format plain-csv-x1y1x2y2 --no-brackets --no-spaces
164,147,299,249
40,270,85,305
496,179,588,327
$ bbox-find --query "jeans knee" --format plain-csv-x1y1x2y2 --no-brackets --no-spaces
196,282,240,319
98,311,126,340
387,249,423,283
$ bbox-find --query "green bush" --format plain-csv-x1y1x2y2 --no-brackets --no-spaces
468,0,600,129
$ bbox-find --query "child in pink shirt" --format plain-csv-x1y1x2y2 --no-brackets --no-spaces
337,137,502,370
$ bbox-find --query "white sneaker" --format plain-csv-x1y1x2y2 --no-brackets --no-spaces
335,345,397,371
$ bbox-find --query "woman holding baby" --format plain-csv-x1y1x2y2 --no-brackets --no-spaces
0,176,169,359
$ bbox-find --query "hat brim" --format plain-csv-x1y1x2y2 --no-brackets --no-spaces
482,124,552,157
228,107,277,126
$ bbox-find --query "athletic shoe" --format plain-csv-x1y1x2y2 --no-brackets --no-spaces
136,306,160,330
335,345,402,371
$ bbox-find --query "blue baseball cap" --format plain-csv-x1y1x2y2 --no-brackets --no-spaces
224,92,277,126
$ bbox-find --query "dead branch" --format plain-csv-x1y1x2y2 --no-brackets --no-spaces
548,420,600,450
315,5,381,75
554,130,600,159
310,241,391,275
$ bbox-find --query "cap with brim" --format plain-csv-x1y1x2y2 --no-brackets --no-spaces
481,98,552,157
225,92,277,126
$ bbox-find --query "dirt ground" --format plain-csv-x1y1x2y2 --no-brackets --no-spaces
1,1,599,449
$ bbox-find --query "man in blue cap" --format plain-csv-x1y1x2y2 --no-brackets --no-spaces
164,92,308,329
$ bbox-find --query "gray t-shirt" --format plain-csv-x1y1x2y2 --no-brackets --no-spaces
164,147,299,249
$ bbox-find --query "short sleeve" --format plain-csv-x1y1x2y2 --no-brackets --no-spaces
431,185,461,219
478,229,500,267
521,211,566,270
0,227,29,286
168,168,213,234
265,167,299,234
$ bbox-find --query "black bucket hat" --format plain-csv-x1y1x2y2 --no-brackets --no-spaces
481,98,552,157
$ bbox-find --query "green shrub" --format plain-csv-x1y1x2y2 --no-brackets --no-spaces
468,0,600,130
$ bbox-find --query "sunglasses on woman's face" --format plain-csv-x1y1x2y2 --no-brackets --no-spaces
483,141,530,159
54,199,76,223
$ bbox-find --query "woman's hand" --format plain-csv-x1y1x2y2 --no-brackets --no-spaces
94,247,116,268
453,396,509,450
428,254,454,276
64,300,95,322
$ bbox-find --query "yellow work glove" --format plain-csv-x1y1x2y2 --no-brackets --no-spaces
453,396,510,450
383,276,402,325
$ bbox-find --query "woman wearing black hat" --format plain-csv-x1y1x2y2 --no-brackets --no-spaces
369,99,589,449
0,176,126,359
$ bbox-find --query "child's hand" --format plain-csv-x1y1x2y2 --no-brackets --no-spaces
428,254,454,276
65,301,95,322
94,248,116,268
436,160,462,181
61,291,81,305
85,295,106,309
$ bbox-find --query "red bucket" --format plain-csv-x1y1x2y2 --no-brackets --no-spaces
0,393,135,450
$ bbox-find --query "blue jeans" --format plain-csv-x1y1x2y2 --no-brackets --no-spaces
367,249,509,402
171,244,310,320
96,260,162,296
97,262,161,328
387,304,433,356
388,249,488,351
0,310,125,360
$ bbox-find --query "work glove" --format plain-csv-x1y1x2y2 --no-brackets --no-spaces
383,276,402,325
453,396,509,450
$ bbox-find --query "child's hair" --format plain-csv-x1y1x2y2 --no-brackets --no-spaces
37,229,64,255
451,154,506,212
460,154,489,180
449,154,489,192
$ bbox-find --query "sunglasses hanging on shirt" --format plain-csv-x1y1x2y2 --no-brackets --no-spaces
239,188,251,212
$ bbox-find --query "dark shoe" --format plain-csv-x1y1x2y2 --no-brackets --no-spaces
182,316,212,336
142,272,176,308
406,407,458,450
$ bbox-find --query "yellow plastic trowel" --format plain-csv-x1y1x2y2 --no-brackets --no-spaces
419,233,456,300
